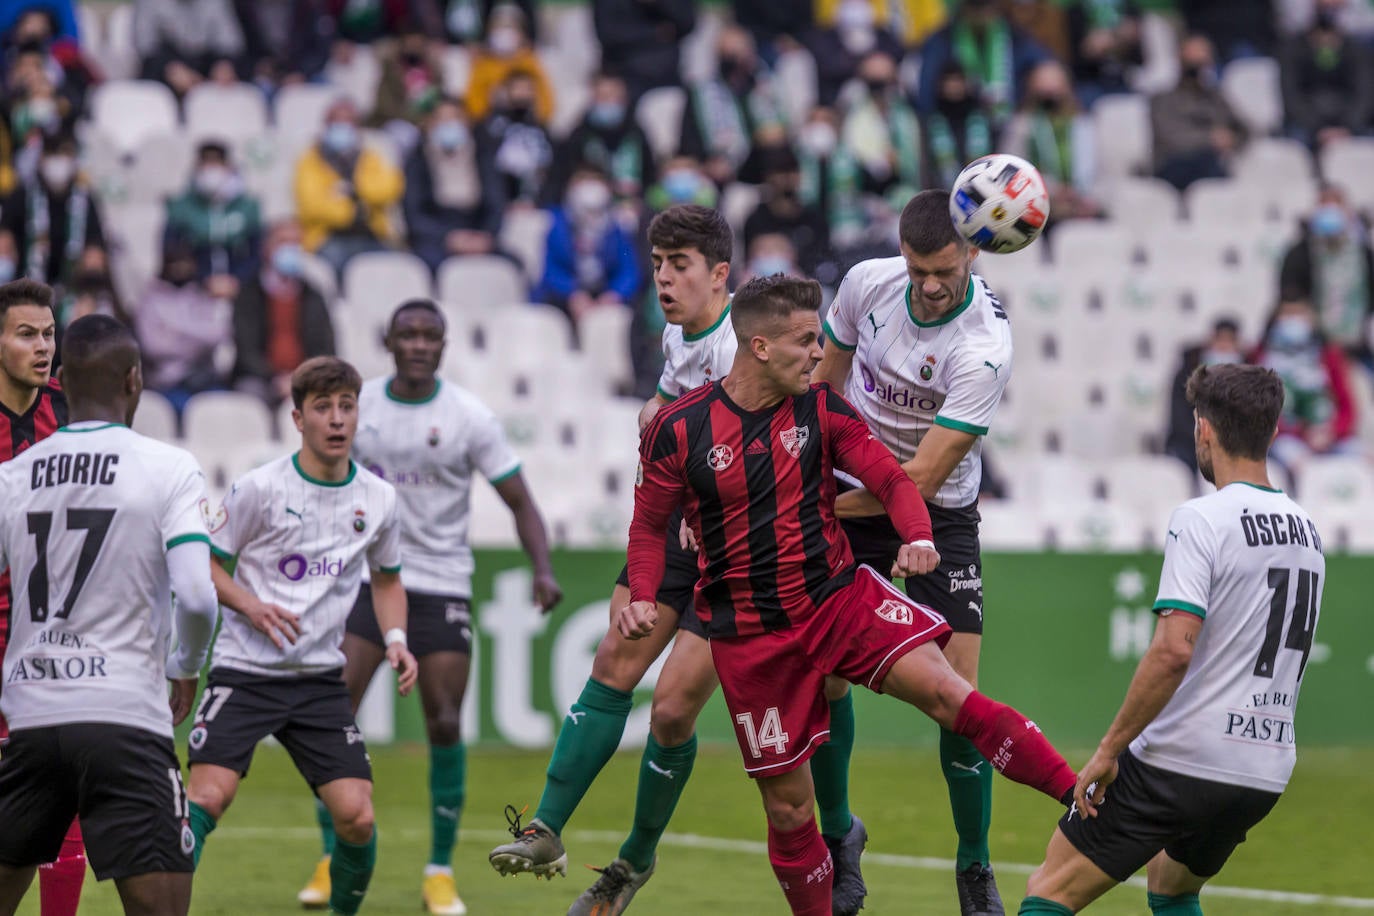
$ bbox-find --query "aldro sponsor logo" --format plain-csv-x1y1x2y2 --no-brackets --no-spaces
277,554,345,581
859,364,938,412
367,464,441,488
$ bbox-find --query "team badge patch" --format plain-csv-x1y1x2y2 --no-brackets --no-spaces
353,508,367,533
779,426,809,458
200,498,228,534
181,823,195,856
874,599,914,626
635,462,643,487
189,725,208,750
428,426,441,447
707,444,734,471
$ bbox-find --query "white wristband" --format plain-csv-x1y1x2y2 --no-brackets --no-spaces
909,539,935,550
384,628,407,648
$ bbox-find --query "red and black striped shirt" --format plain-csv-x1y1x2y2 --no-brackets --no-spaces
629,380,932,639
0,382,68,647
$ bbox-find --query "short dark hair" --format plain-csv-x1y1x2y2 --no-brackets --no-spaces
1186,364,1284,461
60,314,140,399
388,298,445,334
731,274,822,340
291,356,362,410
0,278,54,323
899,189,965,255
648,205,733,268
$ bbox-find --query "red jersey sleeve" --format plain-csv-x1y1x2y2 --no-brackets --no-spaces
822,386,933,544
627,409,687,605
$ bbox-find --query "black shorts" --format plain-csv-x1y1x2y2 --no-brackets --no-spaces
0,724,194,880
186,667,372,789
614,530,707,638
347,587,472,656
841,497,985,634
1058,750,1282,882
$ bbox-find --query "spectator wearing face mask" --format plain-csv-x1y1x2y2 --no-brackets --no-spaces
6,59,75,184
535,166,641,327
743,145,836,286
803,0,906,107
546,71,657,206
0,131,104,289
133,0,244,98
232,219,335,406
403,96,506,273
644,156,718,212
1253,295,1360,480
915,0,1052,124
294,97,405,273
920,63,995,190
1001,59,1101,222
1280,0,1374,152
371,29,445,154
433,0,537,44
1062,0,1143,106
480,69,554,206
164,140,263,290
1151,33,1247,190
133,238,233,410
3,8,97,118
57,247,127,331
1164,317,1244,472
740,232,802,284
232,0,332,93
465,5,552,124
1279,186,1374,365
840,49,923,205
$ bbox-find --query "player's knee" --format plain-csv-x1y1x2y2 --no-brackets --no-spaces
187,774,235,820
591,632,646,693
332,797,375,845
822,676,850,703
761,792,814,832
648,693,698,746
426,711,462,747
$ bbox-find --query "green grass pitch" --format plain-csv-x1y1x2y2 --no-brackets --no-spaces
21,743,1374,914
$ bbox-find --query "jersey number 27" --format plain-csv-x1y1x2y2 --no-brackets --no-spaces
25,509,116,623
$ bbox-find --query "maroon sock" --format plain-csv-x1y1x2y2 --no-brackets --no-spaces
39,819,85,916
767,819,833,916
954,691,1076,804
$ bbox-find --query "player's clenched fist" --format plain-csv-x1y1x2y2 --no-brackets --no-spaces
388,643,419,696
892,540,941,578
618,600,659,640
241,598,303,648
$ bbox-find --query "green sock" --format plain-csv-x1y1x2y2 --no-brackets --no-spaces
316,796,336,857
1148,892,1203,915
618,733,697,873
811,691,855,839
941,727,993,870
429,742,466,867
534,678,633,835
188,801,217,869
1018,897,1074,915
328,830,377,915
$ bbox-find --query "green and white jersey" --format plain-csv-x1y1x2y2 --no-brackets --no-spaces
0,423,210,738
657,304,737,401
1132,483,1324,793
823,257,1012,509
210,454,401,677
353,377,520,597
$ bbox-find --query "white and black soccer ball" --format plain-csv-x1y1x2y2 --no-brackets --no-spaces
948,154,1050,254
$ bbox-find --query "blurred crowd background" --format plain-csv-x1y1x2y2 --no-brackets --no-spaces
3,0,1374,550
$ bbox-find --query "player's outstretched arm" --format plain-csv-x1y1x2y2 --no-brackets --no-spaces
210,555,302,649
1075,610,1202,817
494,472,563,613
834,424,978,518
369,569,418,696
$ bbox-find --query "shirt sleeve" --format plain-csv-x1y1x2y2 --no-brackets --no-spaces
821,263,863,351
209,473,260,562
367,487,404,574
627,409,686,604
1153,505,1213,619
161,452,213,552
656,328,681,401
469,404,522,484
933,340,1012,437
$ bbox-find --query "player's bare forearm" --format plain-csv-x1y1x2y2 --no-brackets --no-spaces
210,556,256,615
368,569,408,634
638,393,669,433
902,424,978,500
834,487,884,518
814,344,854,394
212,554,302,647
495,474,563,612
1097,611,1202,757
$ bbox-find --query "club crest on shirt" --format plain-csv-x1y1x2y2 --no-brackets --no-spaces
353,508,366,533
428,426,441,447
875,599,913,626
919,355,936,382
779,426,809,458
707,444,734,471
200,498,228,534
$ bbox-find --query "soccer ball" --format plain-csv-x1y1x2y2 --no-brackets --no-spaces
948,154,1050,254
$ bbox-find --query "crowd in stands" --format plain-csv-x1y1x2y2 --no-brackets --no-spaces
1,0,1373,537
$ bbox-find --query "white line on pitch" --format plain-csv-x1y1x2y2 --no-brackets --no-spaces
215,826,1374,909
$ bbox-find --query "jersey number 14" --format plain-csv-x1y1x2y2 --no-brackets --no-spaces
1255,567,1319,682
25,509,116,623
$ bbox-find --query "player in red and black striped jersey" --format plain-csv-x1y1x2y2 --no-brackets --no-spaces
0,279,83,916
626,275,1077,916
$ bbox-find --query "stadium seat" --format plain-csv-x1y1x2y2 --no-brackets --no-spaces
540,3,601,75
274,84,342,145
1104,177,1182,226
578,305,635,395
636,87,688,162
1137,223,1244,274
1297,456,1374,505
440,46,472,97
183,392,274,457
324,44,381,115
470,305,576,370
773,48,819,129
975,498,1052,551
331,304,392,381
437,255,529,313
103,201,166,304
680,7,726,84
720,182,760,236
131,390,179,442
1221,56,1283,136
342,251,435,341
1009,453,1098,506
1051,500,1152,552
1092,93,1152,179
469,471,519,547
549,70,592,139
299,251,339,304
1099,455,1196,527
1184,177,1272,227
1129,12,1181,95
1047,220,1138,275
124,131,195,203
184,83,270,145
1234,138,1316,187
499,208,552,283
90,80,179,155
95,4,140,81
1320,137,1374,211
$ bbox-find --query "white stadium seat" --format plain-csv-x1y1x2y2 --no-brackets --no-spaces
975,499,1052,551
182,392,274,457
131,390,179,442
126,131,195,203
1104,177,1181,226
500,208,552,283
1099,455,1196,528
1298,456,1374,505
342,251,434,343
91,80,179,154
1048,220,1138,275
1233,138,1316,187
636,87,688,162
324,44,382,114
1221,56,1283,136
438,255,529,314
1184,177,1272,227
1051,500,1152,552
1092,93,1152,179
440,46,473,97
1320,137,1374,211
184,83,270,145
274,84,342,147
578,305,635,395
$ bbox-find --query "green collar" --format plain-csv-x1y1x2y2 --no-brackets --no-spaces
292,452,356,487
905,277,976,328
57,422,125,433
682,303,732,342
385,377,441,405
1230,481,1282,494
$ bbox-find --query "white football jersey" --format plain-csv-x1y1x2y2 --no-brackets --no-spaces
1131,483,1324,793
656,303,737,401
353,377,520,597
0,423,210,738
823,258,1012,509
210,454,401,677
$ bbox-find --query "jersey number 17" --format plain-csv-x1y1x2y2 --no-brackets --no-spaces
25,509,116,623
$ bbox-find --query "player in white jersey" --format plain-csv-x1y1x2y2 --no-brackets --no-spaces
1019,364,1323,916
815,189,1014,915
0,315,218,916
293,299,563,916
185,356,419,916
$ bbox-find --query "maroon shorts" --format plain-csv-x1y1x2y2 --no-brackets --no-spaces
711,565,951,777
